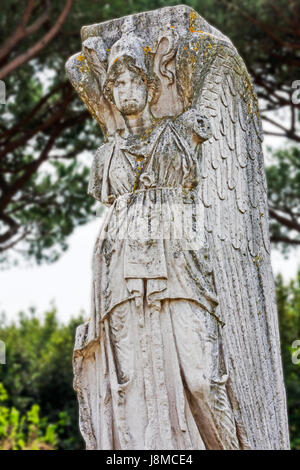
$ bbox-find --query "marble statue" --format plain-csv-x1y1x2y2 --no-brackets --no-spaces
66,5,290,450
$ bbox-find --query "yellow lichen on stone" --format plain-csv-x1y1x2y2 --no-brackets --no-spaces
77,64,90,74
142,46,151,54
189,9,198,30
190,28,205,33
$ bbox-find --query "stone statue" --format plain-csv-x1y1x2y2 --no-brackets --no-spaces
66,5,290,450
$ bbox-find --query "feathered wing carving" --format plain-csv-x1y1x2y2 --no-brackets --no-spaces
195,43,289,449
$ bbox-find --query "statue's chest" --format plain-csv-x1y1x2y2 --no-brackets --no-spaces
108,148,143,194
108,127,198,196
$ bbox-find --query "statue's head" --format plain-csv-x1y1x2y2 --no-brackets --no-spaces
104,21,159,117
105,56,151,116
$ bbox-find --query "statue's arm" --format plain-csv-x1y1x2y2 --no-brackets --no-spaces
175,108,212,147
88,141,115,203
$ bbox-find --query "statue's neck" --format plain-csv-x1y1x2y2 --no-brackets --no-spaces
124,107,153,136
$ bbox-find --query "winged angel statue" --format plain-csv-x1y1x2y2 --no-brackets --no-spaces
66,5,289,450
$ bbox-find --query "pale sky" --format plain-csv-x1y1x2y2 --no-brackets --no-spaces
0,115,299,324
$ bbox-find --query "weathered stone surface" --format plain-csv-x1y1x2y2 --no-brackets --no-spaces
66,5,290,450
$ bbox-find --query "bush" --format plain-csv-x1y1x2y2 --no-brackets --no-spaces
0,383,58,450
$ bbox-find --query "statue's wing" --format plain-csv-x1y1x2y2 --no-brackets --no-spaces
197,46,290,449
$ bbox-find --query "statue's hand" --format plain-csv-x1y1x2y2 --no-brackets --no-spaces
176,108,212,144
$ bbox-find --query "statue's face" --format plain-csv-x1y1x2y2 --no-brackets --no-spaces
113,67,148,116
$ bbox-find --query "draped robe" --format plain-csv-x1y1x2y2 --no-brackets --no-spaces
73,110,247,450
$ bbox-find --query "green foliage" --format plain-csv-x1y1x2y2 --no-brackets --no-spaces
0,383,59,450
0,307,84,449
276,272,300,449
266,146,300,249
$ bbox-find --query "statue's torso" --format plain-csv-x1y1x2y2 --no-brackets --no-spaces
105,117,201,202
88,116,221,324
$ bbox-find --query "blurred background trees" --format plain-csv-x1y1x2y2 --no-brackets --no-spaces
0,0,299,450
276,272,300,449
0,0,299,264
0,274,299,449
0,308,84,449
0,382,59,450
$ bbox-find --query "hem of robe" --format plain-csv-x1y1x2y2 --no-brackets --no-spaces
74,293,224,357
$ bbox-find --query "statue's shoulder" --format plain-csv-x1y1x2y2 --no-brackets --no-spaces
88,139,115,202
94,138,115,161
